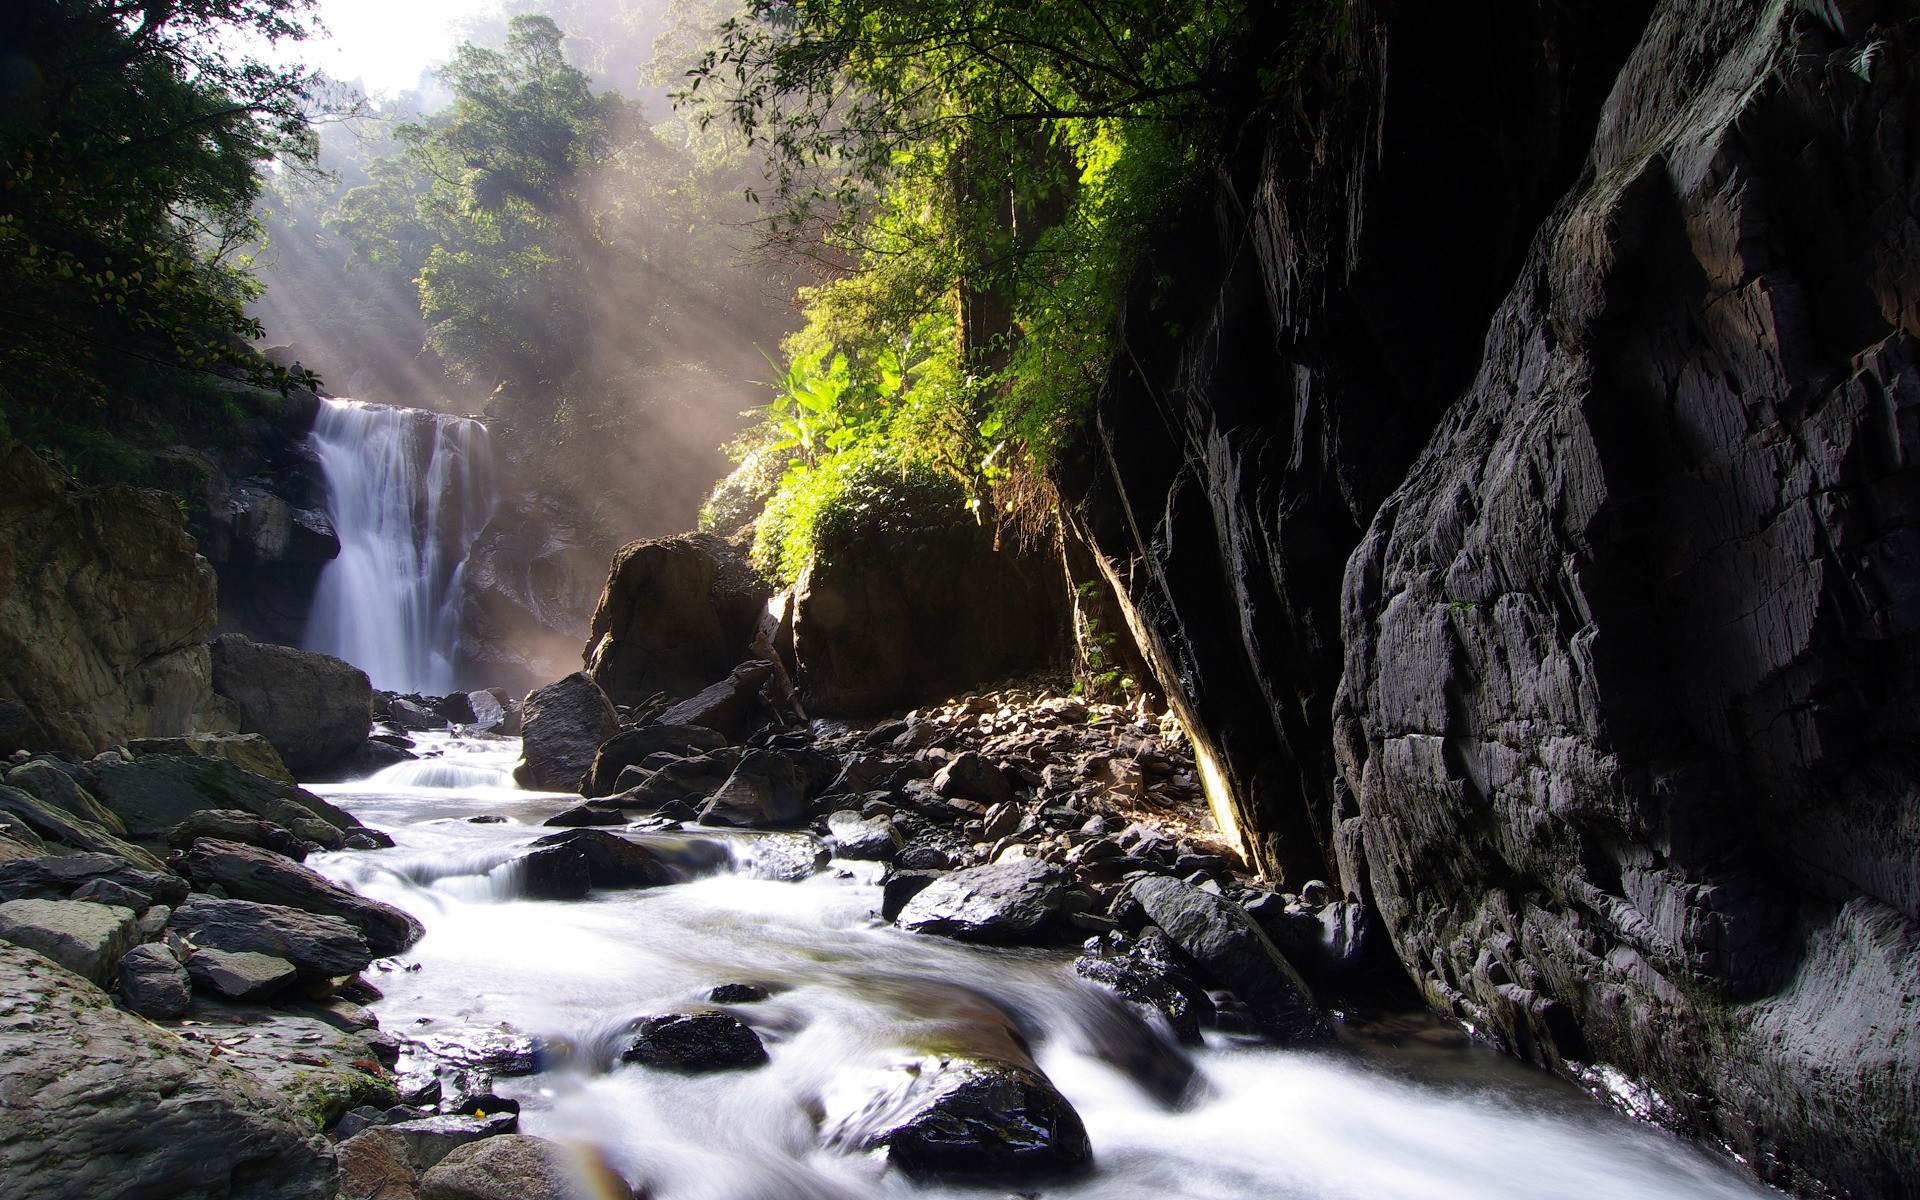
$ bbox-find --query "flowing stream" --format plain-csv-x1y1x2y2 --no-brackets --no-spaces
309,733,1779,1200
303,398,496,693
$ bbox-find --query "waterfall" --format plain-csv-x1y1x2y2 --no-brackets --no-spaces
304,398,496,693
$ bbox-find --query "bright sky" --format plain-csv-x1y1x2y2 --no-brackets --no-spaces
292,0,504,96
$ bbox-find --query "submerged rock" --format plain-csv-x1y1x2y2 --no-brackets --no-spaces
620,1011,767,1072
896,859,1068,944
512,672,617,792
0,941,334,1198
827,1055,1091,1182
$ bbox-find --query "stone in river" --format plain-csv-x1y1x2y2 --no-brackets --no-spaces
620,1011,768,1072
708,982,770,1003
527,829,679,889
179,838,423,956
1130,875,1328,1043
384,1113,520,1172
826,1055,1091,1182
512,672,618,792
826,810,903,860
896,859,1068,944
743,833,829,881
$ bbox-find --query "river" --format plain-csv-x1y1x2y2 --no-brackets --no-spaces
310,732,1778,1200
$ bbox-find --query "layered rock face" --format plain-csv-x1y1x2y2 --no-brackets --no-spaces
1337,3,1920,1192
0,441,227,754
1063,0,1919,1193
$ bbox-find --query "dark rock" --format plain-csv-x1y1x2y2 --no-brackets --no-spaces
825,1055,1091,1181
167,809,311,860
434,693,477,726
387,699,446,732
881,871,941,922
655,660,777,740
316,739,418,782
344,828,396,850
92,754,358,846
511,673,617,792
0,897,138,984
897,859,1068,944
518,845,589,900
0,851,187,906
117,942,191,1020
933,752,1016,809
186,947,298,1000
0,783,167,871
126,732,297,785
209,634,372,774
419,1134,636,1200
69,877,148,909
1074,928,1214,1045
541,804,624,828
4,759,125,831
708,982,770,1003
584,535,771,707
620,1011,768,1072
826,810,903,860
581,724,732,797
526,829,680,889
171,896,373,981
1130,876,1325,1043
897,845,952,871
696,750,810,828
612,749,741,809
180,839,423,956
0,941,334,1198
177,997,397,1128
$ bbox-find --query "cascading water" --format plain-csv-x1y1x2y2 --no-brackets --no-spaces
304,398,496,693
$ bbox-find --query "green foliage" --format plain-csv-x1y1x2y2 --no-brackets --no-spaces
751,448,969,584
688,0,1340,579
0,0,323,419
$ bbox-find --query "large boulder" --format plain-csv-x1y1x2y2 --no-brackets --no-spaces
209,634,371,774
826,1055,1091,1182
179,840,422,957
896,859,1068,944
0,941,335,1198
1130,876,1327,1043
581,723,730,798
792,466,1070,716
128,733,296,784
4,759,126,831
170,896,373,982
91,753,359,845
0,440,225,755
654,660,776,739
695,750,810,828
584,535,771,707
512,672,617,792
0,897,139,985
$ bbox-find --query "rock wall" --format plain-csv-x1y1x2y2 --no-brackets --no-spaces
0,441,227,754
1337,2,1919,1192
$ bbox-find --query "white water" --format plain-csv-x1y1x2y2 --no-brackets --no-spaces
310,734,1782,1200
304,398,496,693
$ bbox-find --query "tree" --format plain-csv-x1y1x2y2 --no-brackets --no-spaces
0,0,321,422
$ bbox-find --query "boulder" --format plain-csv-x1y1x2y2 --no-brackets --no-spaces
581,724,731,797
91,753,359,845
931,752,1016,809
518,844,589,900
881,871,941,922
118,942,191,1019
540,803,623,828
171,896,373,981
4,759,125,831
525,830,682,890
0,783,167,871
613,749,740,810
419,1134,636,1200
743,833,830,882
695,750,809,828
464,689,508,732
826,810,903,860
1073,928,1214,1045
186,947,298,1000
387,698,446,732
826,1055,1090,1182
0,941,334,1199
199,482,339,566
0,440,225,757
620,1011,768,1072
385,1114,520,1172
179,840,423,956
512,673,617,792
1130,876,1325,1043
125,733,296,785
0,897,138,984
335,1128,421,1200
167,809,311,860
209,634,372,773
584,535,771,707
0,852,187,907
655,660,776,740
180,999,397,1129
897,859,1069,944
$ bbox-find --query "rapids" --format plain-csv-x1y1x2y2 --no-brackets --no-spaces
312,733,1779,1200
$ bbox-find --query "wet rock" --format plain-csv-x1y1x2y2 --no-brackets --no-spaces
512,672,618,792
417,1025,541,1076
743,832,830,881
388,699,447,732
335,1127,421,1200
896,845,953,871
620,1011,768,1072
126,733,296,785
0,895,138,988
0,783,167,871
527,830,680,889
0,941,334,1198
384,1113,520,1172
897,859,1068,944
826,810,903,860
827,1056,1091,1182
0,851,187,906
540,803,624,827
933,752,1016,809
582,724,732,797
180,839,423,956
708,982,770,1003
613,749,741,809
171,896,373,981
117,942,193,1019
519,844,589,900
881,871,941,922
186,947,298,1000
1130,877,1326,1043
91,754,358,846
209,634,372,773
321,739,417,782
696,749,809,828
1074,928,1214,1045
167,808,311,860
463,690,508,733
419,1133,637,1200
655,660,777,740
